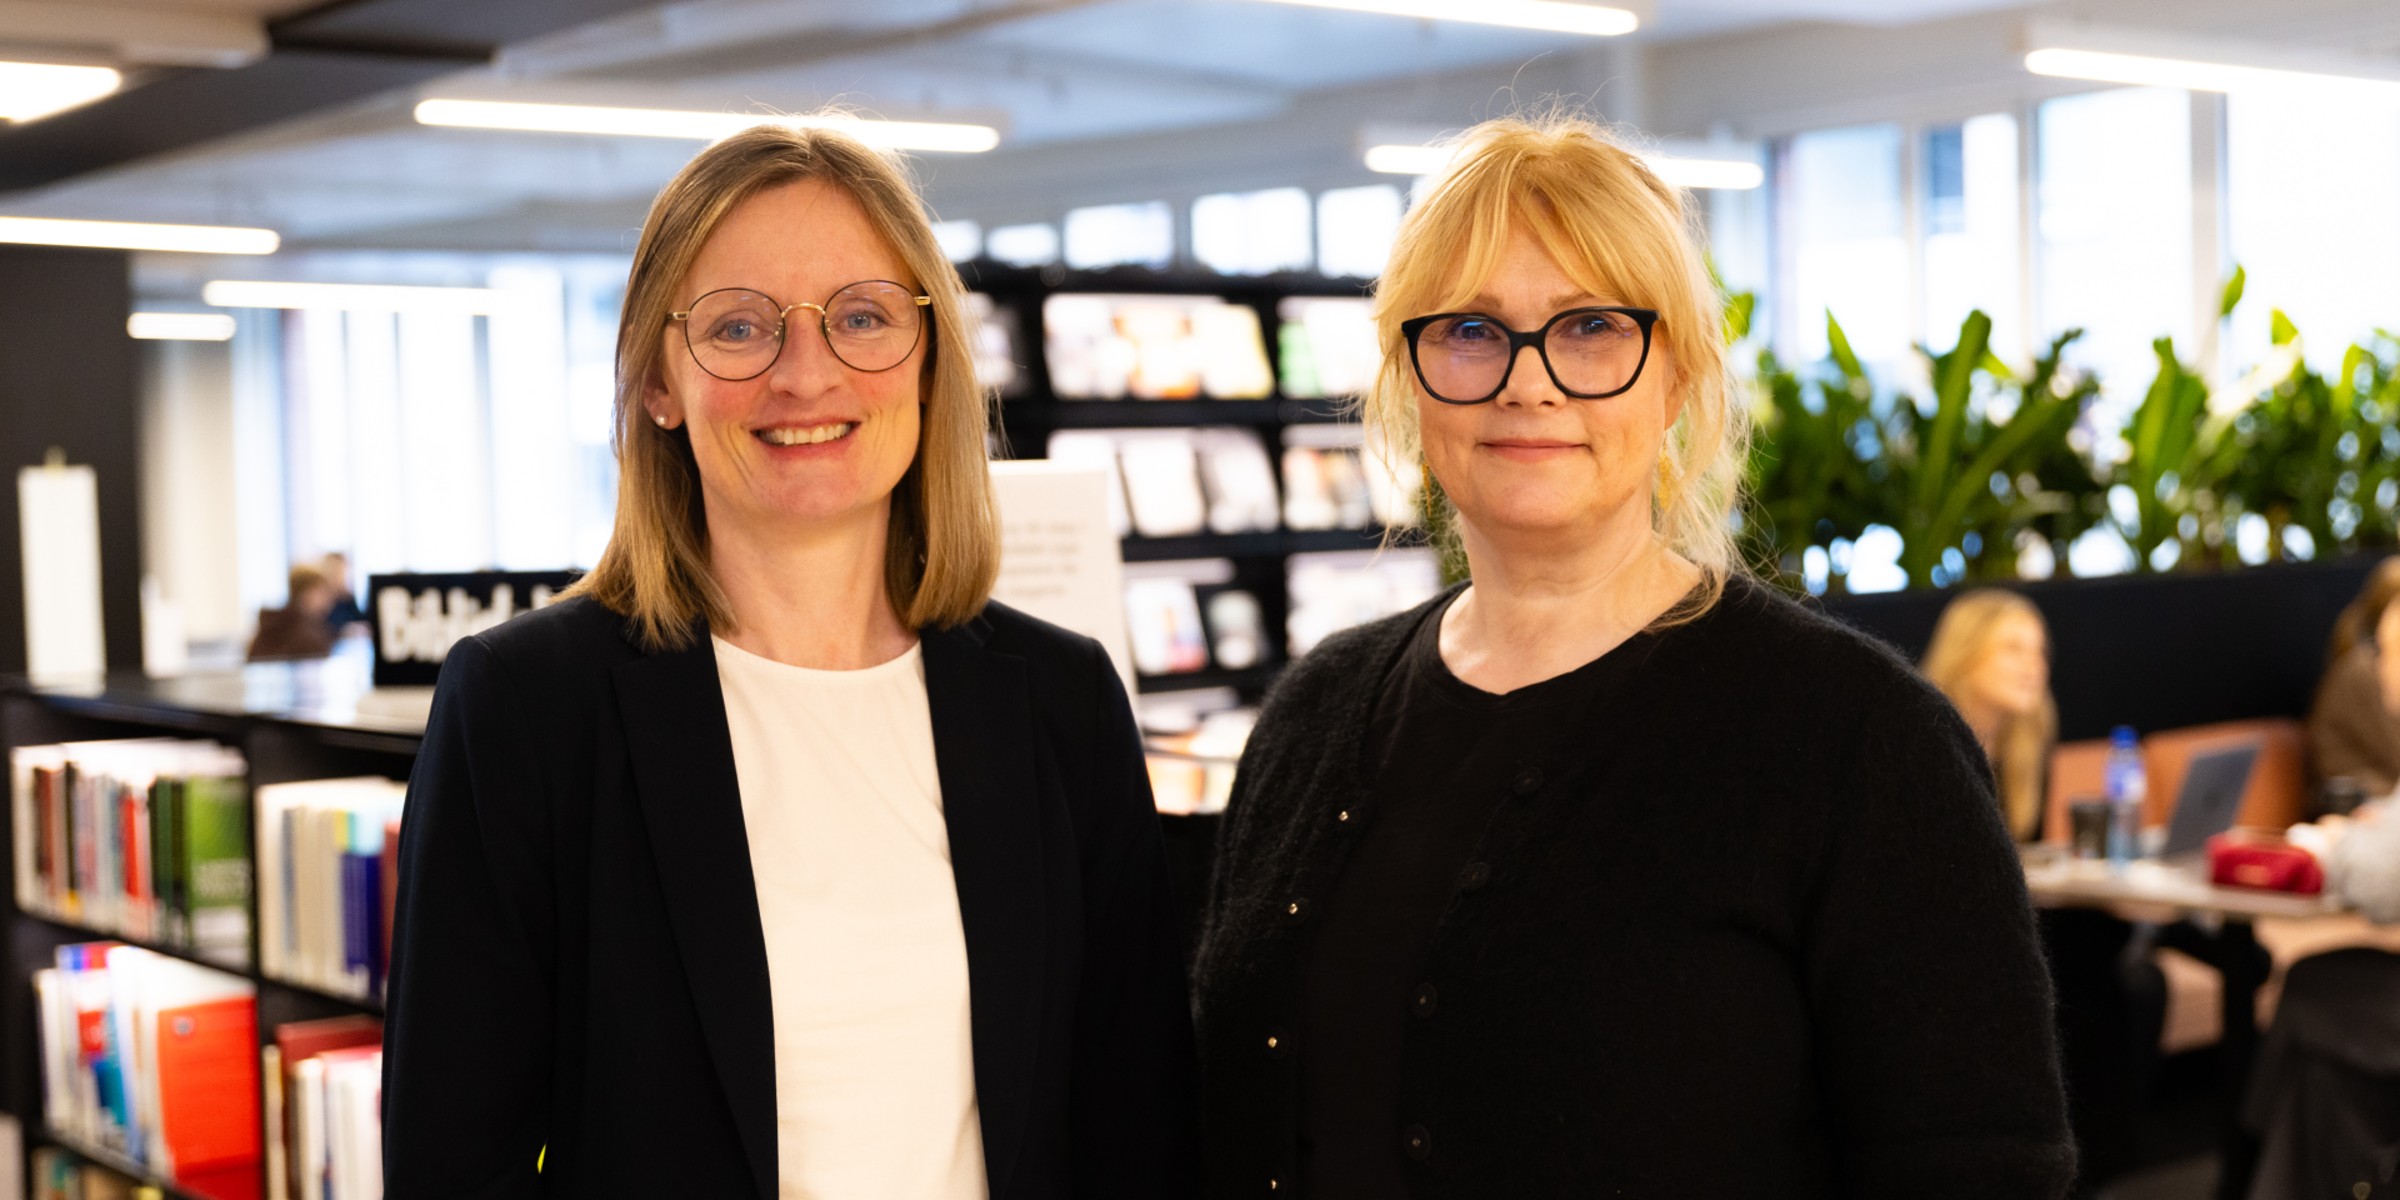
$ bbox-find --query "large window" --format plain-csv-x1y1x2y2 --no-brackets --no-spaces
2036,87,2193,405
2225,90,2400,370
1921,114,2022,362
1777,124,1910,370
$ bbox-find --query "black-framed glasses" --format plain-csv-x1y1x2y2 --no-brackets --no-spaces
669,281,933,381
1399,306,1659,405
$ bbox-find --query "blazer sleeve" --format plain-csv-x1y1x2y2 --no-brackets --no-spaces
1067,638,1202,1199
1800,686,2078,1199
382,635,556,1199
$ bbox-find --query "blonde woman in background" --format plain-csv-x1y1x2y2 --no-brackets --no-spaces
1193,112,2072,1199
1923,588,2058,841
2310,556,2400,796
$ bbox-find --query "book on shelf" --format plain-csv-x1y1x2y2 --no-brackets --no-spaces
1286,547,1444,657
1193,429,1281,535
268,1016,385,1200
35,941,260,1184
1123,577,1211,676
1275,297,1380,401
1042,293,1273,400
256,777,408,1003
10,739,251,968
1115,436,1208,539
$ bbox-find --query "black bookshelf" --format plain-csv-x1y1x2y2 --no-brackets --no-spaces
1,659,403,1200
965,262,1422,705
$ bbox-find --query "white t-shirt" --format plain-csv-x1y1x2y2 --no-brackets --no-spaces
712,635,989,1200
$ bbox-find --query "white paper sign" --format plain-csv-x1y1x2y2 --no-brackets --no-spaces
19,462,105,681
989,461,1133,695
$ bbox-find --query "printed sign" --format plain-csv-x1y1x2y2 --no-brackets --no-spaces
367,571,578,686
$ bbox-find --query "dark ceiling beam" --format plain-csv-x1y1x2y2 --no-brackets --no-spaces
0,0,665,196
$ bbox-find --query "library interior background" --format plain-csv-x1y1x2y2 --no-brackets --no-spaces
3,0,2400,1197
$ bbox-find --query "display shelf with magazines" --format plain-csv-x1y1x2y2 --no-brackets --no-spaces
964,262,1438,701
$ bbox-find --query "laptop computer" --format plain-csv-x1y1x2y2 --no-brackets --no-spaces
2159,742,2262,860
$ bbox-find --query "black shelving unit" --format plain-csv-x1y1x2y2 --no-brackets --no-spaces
2,660,402,1200
963,262,1424,703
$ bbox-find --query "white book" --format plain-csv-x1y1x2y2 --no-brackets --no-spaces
295,1057,326,1200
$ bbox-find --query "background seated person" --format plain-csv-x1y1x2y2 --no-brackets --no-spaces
1924,587,2160,1195
2310,556,2400,798
246,562,340,662
1923,587,2057,841
2246,806,2400,1198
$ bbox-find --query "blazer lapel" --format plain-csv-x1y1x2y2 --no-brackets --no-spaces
920,617,1046,1200
612,621,776,1200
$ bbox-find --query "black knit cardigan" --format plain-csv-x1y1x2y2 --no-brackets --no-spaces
1191,576,2077,1198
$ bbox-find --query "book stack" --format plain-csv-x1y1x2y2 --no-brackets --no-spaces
9,740,252,968
264,1015,386,1200
33,941,261,1192
256,777,407,1002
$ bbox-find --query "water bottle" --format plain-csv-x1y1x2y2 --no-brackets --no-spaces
2103,726,2146,870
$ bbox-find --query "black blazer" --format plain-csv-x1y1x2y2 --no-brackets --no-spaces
382,596,1199,1199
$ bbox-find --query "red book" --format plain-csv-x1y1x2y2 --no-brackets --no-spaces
275,1016,384,1199
155,994,260,1171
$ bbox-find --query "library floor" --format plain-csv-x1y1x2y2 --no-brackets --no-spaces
2098,1051,2234,1200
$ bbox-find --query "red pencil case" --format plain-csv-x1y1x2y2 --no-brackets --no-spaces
2207,831,2324,894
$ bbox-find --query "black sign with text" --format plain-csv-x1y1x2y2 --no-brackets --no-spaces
366,570,580,687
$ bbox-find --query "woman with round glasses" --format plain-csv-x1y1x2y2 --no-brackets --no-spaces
383,124,1198,1199
1193,114,2074,1197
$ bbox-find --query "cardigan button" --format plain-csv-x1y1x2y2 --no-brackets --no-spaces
1335,808,1353,824
1411,983,1438,1018
1268,1179,1281,1192
1403,1124,1432,1161
1512,766,1545,796
1265,1029,1289,1058
1284,898,1309,924
1458,861,1491,892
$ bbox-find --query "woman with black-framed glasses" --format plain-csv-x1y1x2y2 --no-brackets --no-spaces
1193,114,2074,1199
382,122,1199,1199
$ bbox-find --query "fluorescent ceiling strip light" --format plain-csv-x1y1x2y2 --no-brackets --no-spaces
203,280,513,315
0,215,278,254
0,61,121,122
2024,47,2400,102
1366,144,1763,190
414,99,1001,153
1252,0,1635,35
127,312,236,341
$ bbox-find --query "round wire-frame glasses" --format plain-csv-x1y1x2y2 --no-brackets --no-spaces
1399,306,1660,405
670,280,933,382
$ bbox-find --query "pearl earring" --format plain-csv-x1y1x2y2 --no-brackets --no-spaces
653,414,669,428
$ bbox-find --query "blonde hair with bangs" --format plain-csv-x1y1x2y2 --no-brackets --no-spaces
566,122,999,652
1365,113,1749,619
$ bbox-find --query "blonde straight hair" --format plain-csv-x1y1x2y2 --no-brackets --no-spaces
1922,589,2058,840
1364,111,1750,621
567,122,999,651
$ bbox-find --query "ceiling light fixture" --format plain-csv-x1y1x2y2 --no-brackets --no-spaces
2024,46,2400,102
127,312,237,341
0,216,278,255
202,280,515,315
1253,0,1636,36
0,61,122,122
1365,144,1763,190
413,99,1002,153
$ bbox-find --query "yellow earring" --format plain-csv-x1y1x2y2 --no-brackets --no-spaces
1654,450,1681,513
